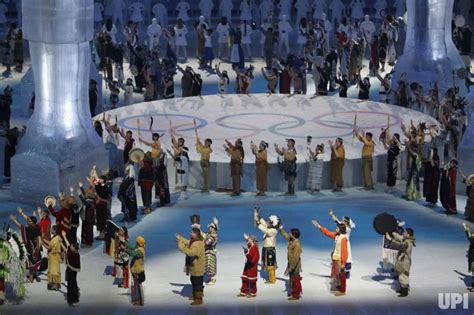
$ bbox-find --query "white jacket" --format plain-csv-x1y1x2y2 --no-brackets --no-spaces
258,218,277,248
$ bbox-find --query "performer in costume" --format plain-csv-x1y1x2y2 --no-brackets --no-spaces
46,225,66,291
127,236,146,306
176,228,205,305
119,129,135,166
461,172,474,221
95,174,113,240
224,138,244,196
275,139,297,195
384,228,416,297
0,223,26,305
113,227,129,289
238,233,259,297
138,152,155,214
10,209,42,283
462,222,474,290
251,140,269,196
312,219,348,296
194,120,213,193
278,225,302,300
204,217,219,284
306,143,324,193
118,164,138,222
47,192,72,240
77,182,96,247
215,62,230,94
381,131,401,193
329,138,345,192
354,130,375,190
329,211,356,278
423,148,441,206
153,150,170,206
441,159,458,215
61,230,81,307
255,208,279,284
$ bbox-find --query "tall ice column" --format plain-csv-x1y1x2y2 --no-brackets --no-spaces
11,0,107,202
391,0,466,96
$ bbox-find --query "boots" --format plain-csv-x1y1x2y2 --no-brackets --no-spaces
398,286,408,297
191,291,203,305
266,266,276,284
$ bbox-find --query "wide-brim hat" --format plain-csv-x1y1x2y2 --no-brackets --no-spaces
44,195,56,208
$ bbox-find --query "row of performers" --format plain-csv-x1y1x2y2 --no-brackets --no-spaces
116,118,474,217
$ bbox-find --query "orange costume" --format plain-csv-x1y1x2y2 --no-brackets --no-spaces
319,226,348,294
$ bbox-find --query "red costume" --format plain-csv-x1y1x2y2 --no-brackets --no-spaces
447,167,457,214
38,217,51,243
48,204,71,239
240,243,260,296
279,69,291,94
319,226,348,294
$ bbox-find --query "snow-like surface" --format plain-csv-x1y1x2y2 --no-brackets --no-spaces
102,94,439,163
0,181,472,315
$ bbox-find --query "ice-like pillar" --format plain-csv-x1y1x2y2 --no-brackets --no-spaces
391,0,466,97
11,0,107,203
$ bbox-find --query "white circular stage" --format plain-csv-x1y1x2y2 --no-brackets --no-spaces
101,94,439,191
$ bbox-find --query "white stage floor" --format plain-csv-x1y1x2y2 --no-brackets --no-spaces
105,94,439,163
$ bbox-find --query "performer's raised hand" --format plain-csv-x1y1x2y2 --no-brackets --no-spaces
9,214,16,221
78,181,83,188
59,191,65,200
311,219,320,228
385,232,392,241
243,233,249,240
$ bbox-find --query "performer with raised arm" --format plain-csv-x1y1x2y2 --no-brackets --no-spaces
275,139,297,195
254,208,279,284
384,228,416,297
223,138,244,196
329,211,355,278
312,218,348,296
329,138,345,192
77,181,96,247
61,230,81,307
119,128,135,166
251,140,269,196
278,224,302,300
176,228,205,305
381,128,401,193
215,62,230,95
238,233,259,297
306,143,324,193
459,165,474,221
194,119,213,193
169,120,190,199
354,129,375,190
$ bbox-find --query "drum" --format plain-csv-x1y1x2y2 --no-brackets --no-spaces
129,147,145,163
44,195,57,208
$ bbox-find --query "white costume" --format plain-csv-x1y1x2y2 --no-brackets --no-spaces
199,0,214,27
220,0,233,23
129,2,145,23
306,149,324,191
295,0,310,25
241,22,253,58
147,18,162,51
278,0,292,20
359,15,376,45
259,0,274,23
176,152,190,199
329,0,345,24
321,13,332,49
174,25,188,46
217,22,231,44
123,84,134,106
176,1,190,22
312,0,325,21
350,0,364,21
240,0,252,22
94,2,104,23
278,15,292,56
373,0,386,20
152,2,168,27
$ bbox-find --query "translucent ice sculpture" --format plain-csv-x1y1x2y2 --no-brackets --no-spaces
11,0,107,203
391,0,467,97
